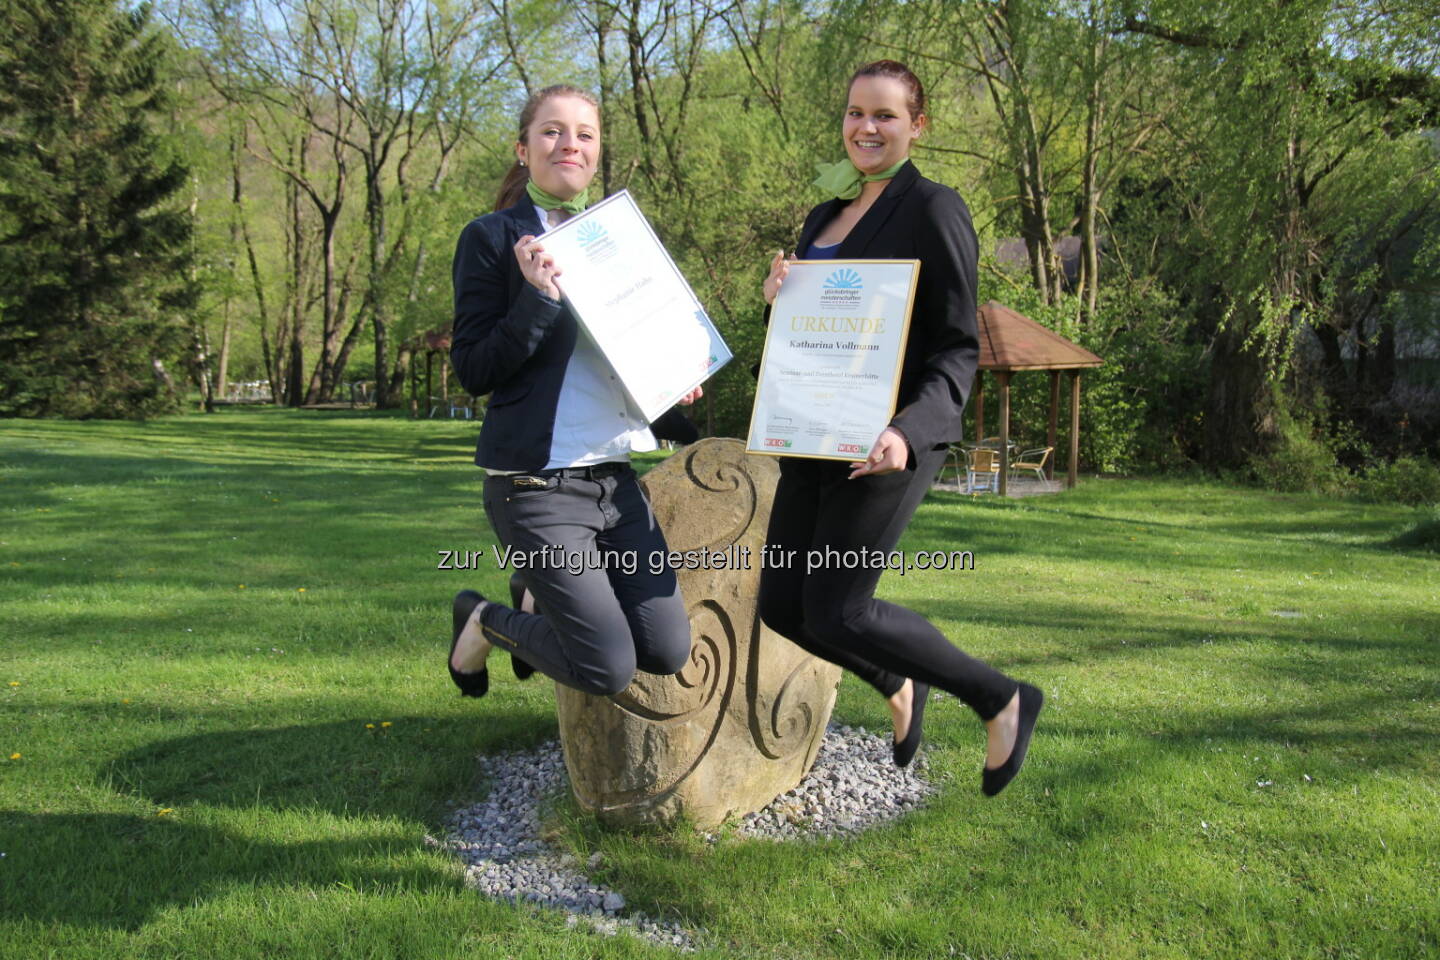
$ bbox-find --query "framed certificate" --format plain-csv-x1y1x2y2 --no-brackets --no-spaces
542,190,732,422
746,259,920,460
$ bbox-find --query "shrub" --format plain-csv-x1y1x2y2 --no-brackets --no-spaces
973,279,1206,474
1357,456,1440,506
1390,507,1440,552
1246,404,1351,495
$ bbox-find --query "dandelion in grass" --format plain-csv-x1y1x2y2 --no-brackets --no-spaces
381,721,392,728
238,584,246,589
365,723,375,730
157,808,173,817
8,681,18,687
121,699,131,704
297,588,306,593
8,753,19,760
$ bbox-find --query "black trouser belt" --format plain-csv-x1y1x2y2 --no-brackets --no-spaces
533,462,630,481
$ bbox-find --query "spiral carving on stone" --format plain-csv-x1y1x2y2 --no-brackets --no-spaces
643,440,760,554
746,633,832,761
554,438,838,827
596,600,736,803
611,599,732,725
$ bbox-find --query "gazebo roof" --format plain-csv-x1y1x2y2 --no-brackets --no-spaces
977,301,1103,372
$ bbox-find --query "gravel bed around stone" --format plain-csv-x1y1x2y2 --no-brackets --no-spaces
429,743,699,951
733,723,938,841
430,722,936,951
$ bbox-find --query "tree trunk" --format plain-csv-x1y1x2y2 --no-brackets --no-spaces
594,1,613,195
1017,153,1058,303
991,4,1059,305
625,0,657,182
186,190,214,412
329,262,363,390
190,319,214,412
389,341,411,405
233,136,275,401
311,208,341,403
1310,322,1347,405
1204,322,1272,467
1372,317,1396,398
286,163,305,408
216,298,232,400
368,156,396,409
1078,21,1104,322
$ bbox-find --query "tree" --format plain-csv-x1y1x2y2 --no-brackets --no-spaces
1120,0,1440,465
181,0,513,407
0,0,196,418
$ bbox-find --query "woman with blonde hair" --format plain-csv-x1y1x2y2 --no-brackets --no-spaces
446,84,700,699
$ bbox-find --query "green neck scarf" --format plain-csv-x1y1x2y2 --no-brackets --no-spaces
812,158,908,200
526,179,590,216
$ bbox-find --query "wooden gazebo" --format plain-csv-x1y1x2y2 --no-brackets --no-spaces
971,301,1103,495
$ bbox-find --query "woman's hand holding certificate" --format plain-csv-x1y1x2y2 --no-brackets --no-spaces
514,235,561,299
847,425,908,478
540,191,731,422
746,258,920,462
763,249,796,305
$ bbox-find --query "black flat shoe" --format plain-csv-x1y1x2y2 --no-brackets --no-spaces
981,682,1043,797
892,681,930,769
449,590,489,698
508,572,536,681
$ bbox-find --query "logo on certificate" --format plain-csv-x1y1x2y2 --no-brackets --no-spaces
819,267,863,310
577,220,618,264
764,438,792,448
835,442,867,455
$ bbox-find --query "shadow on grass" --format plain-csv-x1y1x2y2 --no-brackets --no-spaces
102,714,550,819
0,810,461,932
0,407,474,466
915,489,1420,560
0,712,558,931
904,594,1438,663
2,447,504,616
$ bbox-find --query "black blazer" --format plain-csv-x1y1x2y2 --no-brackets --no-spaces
790,160,979,456
450,200,696,471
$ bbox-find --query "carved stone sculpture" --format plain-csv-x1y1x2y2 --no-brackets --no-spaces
554,438,842,828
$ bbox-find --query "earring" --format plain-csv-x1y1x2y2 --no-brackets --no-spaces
518,160,527,168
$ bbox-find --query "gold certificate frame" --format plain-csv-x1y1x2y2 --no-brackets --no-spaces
746,259,920,461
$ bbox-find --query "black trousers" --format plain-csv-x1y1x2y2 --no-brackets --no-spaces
757,447,1017,721
479,464,692,696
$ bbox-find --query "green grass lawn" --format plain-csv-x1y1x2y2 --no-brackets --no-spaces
2,408,1436,959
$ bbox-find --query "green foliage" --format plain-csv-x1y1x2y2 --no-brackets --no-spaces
9,0,1428,456
1098,1,1440,465
979,279,1206,473
1390,507,1440,552
0,0,196,418
1357,456,1440,507
1245,402,1351,495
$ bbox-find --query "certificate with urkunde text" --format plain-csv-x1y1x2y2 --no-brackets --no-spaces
543,190,731,422
746,260,919,460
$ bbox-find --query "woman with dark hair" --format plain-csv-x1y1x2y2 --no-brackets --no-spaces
758,61,1043,795
446,84,700,699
